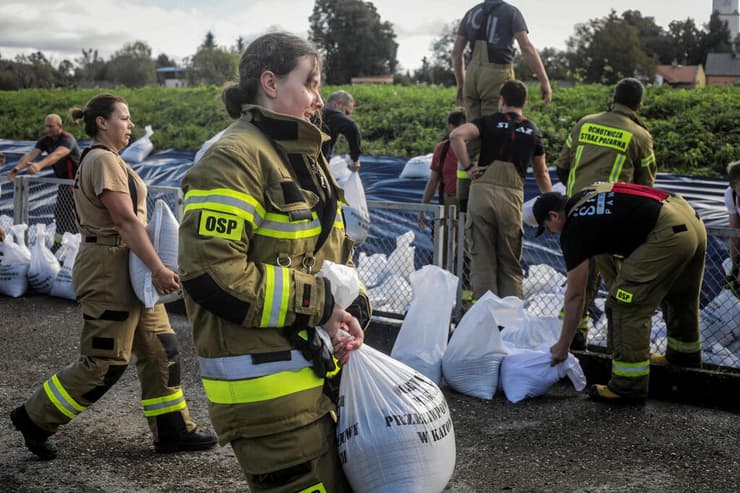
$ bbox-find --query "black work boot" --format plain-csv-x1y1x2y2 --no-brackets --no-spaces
153,413,217,453
10,405,58,460
155,427,218,453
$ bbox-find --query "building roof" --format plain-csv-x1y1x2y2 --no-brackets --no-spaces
351,75,394,84
655,65,702,83
705,52,740,76
156,66,185,73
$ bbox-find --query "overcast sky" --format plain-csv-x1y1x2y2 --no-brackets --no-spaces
0,1,716,72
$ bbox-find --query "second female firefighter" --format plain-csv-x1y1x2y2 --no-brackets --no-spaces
11,93,217,460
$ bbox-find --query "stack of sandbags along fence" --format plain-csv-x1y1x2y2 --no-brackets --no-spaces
361,230,417,315
0,217,81,300
50,232,80,300
27,223,59,294
129,199,182,308
0,223,31,297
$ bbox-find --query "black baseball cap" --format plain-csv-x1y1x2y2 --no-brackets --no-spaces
533,192,568,236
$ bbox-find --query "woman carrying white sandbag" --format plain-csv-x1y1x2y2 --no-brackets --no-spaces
11,93,217,461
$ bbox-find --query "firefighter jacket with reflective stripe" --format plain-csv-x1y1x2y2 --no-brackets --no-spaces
555,103,656,196
179,105,366,443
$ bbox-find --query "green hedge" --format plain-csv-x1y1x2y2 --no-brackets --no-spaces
1,84,738,176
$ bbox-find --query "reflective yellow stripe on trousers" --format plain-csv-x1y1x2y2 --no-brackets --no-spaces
43,374,86,419
142,389,187,417
612,359,650,378
667,336,701,353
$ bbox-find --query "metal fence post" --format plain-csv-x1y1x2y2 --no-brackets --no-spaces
13,175,28,225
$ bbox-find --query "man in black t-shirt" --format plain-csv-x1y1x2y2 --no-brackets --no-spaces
450,80,552,300
321,91,362,171
533,182,706,403
8,114,81,235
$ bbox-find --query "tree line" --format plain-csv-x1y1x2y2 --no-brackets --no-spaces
0,1,734,90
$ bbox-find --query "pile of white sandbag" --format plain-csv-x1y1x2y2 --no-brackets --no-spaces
0,217,78,300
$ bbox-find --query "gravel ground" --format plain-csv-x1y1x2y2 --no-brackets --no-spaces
1,295,738,493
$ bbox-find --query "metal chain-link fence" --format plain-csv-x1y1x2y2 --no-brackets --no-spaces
355,200,454,319
5,175,182,228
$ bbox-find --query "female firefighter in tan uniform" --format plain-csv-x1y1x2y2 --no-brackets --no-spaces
178,32,368,492
10,93,216,460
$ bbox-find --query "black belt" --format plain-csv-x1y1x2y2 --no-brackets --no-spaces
84,235,121,246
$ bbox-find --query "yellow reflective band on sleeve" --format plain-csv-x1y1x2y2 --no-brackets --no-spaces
184,188,265,226
609,154,626,183
565,133,573,149
566,145,585,196
335,205,345,229
202,367,324,404
615,288,633,303
612,359,650,377
260,264,290,327
297,483,327,493
142,389,187,417
198,210,244,240
256,211,321,239
641,153,656,168
667,336,701,353
579,123,633,153
43,374,86,420
457,170,470,180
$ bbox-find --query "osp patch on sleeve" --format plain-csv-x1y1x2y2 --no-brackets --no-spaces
615,288,634,303
198,210,244,240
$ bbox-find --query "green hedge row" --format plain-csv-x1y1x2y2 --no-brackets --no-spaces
1,84,738,176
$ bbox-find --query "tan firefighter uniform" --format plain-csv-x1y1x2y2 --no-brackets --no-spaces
555,102,657,342
455,1,523,210
179,106,370,493
22,144,199,444
556,103,656,196
561,183,704,399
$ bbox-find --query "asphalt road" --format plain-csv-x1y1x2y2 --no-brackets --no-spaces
1,295,738,492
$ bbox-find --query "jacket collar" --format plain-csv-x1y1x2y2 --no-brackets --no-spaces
610,103,648,129
241,105,329,158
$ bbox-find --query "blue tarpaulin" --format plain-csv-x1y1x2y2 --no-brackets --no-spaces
1,140,732,305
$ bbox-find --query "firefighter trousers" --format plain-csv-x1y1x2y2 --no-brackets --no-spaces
463,41,515,121
466,161,524,300
605,196,706,398
24,242,195,441
231,414,352,493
